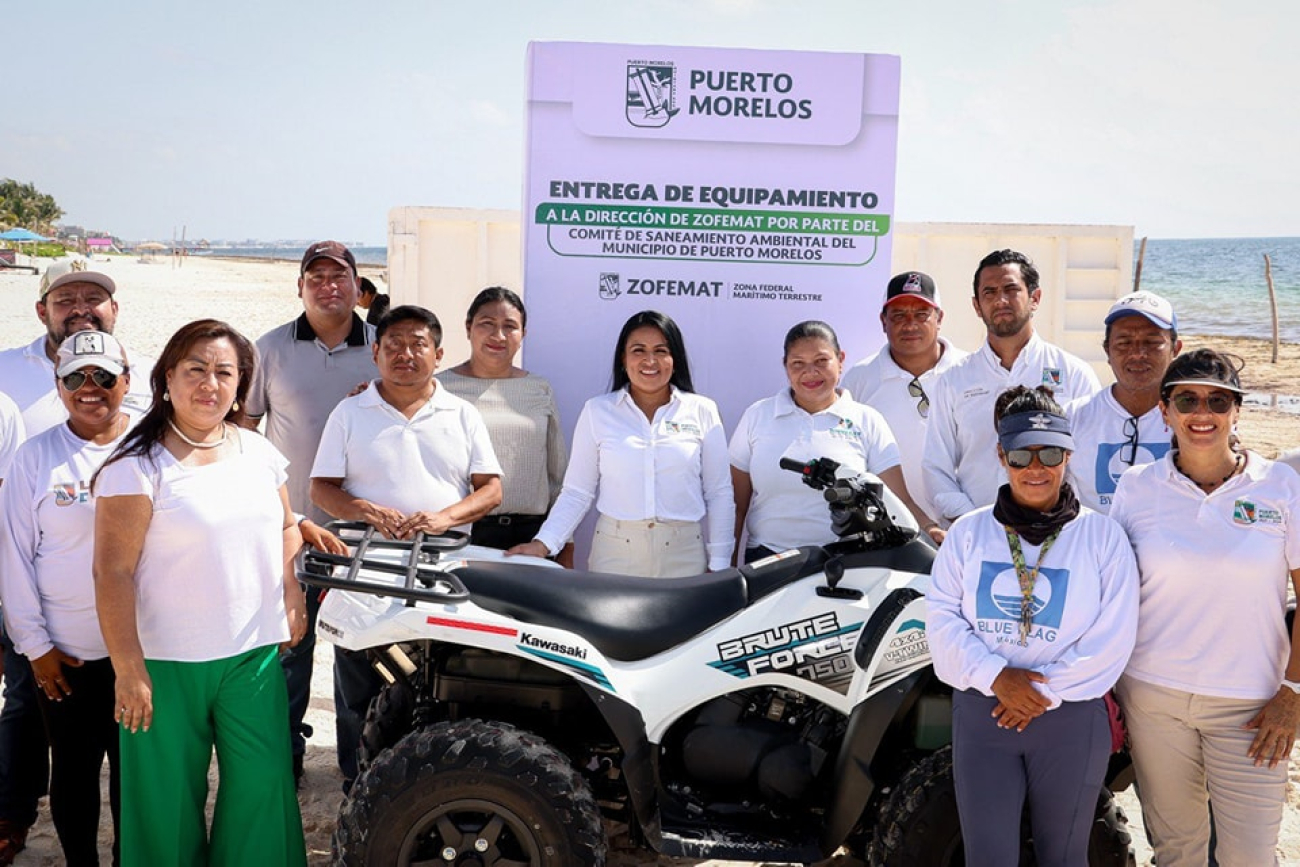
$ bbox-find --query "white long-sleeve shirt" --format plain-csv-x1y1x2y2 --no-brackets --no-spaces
926,505,1139,708
840,337,967,520
536,387,734,570
1063,388,1171,514
922,333,1101,521
0,422,130,661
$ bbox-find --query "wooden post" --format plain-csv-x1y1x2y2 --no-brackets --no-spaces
1265,253,1278,363
1133,236,1147,291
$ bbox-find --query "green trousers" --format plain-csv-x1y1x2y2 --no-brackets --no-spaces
119,645,306,867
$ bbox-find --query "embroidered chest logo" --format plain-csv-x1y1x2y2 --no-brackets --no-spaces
663,420,700,436
1041,368,1062,388
1233,499,1282,526
53,481,92,507
829,417,862,440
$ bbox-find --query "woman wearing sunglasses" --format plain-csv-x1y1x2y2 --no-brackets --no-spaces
1110,349,1300,866
0,331,137,865
927,385,1139,865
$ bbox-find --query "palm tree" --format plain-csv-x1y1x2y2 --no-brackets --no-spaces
0,179,64,234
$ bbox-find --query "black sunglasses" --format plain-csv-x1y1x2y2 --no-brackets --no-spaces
1121,415,1140,466
908,376,930,418
1168,392,1235,415
1005,446,1068,469
59,369,120,391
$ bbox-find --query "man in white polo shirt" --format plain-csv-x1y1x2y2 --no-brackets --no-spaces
310,304,502,790
243,240,376,787
1065,291,1182,513
841,271,968,522
922,249,1101,522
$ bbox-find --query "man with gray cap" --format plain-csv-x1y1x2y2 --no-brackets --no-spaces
1065,290,1183,513
0,264,152,862
243,240,374,787
841,271,968,524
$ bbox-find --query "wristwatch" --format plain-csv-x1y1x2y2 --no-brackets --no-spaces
1282,678,1300,694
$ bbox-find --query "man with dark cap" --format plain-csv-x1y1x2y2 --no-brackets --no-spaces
243,241,375,788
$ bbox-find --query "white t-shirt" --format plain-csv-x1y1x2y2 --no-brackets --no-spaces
1063,388,1171,514
922,332,1101,521
840,337,968,520
0,422,132,661
0,392,23,481
310,381,502,526
0,335,153,437
927,505,1139,708
729,388,901,551
1110,452,1300,700
536,387,734,570
93,431,291,662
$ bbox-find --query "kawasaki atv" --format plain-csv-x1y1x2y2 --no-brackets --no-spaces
300,457,1135,866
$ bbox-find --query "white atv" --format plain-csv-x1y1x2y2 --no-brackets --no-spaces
301,457,1135,866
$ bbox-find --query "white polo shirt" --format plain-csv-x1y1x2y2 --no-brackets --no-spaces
311,380,502,527
1064,388,1171,514
922,332,1101,521
535,387,734,570
841,336,968,519
729,388,900,551
0,421,132,661
0,335,153,436
1110,453,1300,700
927,505,1139,708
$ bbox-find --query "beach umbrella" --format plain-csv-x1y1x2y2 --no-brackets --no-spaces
135,241,168,251
0,227,51,261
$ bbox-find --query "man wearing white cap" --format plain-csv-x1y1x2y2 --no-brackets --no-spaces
0,266,152,862
841,271,968,524
922,249,1101,522
1065,291,1183,513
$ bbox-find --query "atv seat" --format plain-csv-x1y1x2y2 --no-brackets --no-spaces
448,546,827,662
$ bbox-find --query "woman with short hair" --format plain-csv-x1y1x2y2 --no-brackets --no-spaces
1111,348,1300,866
927,385,1139,866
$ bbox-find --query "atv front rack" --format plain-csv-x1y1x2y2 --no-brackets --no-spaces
296,521,472,606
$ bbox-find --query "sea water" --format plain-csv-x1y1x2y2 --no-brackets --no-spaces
1136,237,1299,342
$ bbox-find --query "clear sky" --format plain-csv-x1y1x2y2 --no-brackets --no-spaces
5,0,1296,243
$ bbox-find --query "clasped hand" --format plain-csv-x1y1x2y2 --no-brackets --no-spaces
358,501,454,539
990,667,1051,732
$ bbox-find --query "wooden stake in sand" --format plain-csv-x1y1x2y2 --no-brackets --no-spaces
1265,253,1278,364
1134,236,1147,291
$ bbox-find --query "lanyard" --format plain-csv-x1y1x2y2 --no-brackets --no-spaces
1003,525,1062,646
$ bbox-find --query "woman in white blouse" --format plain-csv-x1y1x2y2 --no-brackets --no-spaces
509,310,733,576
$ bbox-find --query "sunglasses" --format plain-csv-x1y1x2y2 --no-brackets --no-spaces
59,368,120,391
908,377,930,418
1005,446,1068,469
1168,392,1235,415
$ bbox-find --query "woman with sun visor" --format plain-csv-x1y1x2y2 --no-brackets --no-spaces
1110,348,1300,866
927,385,1139,866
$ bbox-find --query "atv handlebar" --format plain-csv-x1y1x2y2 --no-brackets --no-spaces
781,456,904,542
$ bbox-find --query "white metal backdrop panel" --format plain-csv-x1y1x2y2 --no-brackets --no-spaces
521,41,901,437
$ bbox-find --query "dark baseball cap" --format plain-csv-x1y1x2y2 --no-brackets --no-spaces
300,240,357,275
884,271,940,310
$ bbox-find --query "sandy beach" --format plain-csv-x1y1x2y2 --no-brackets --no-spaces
0,254,1297,865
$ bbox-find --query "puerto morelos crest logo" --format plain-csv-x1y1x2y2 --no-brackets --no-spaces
599,273,621,300
1041,368,1062,388
1232,499,1257,525
626,61,679,128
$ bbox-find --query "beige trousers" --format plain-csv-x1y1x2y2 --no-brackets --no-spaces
588,515,705,578
1115,675,1287,867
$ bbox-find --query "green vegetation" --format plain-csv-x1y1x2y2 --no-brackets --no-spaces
0,179,64,234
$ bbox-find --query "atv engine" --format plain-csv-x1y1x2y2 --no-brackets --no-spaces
676,688,842,805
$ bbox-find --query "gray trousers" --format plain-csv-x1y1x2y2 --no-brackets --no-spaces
952,689,1111,867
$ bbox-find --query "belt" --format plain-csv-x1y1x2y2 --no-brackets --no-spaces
478,514,545,526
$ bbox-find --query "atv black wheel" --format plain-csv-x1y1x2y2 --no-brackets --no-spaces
868,745,1134,866
334,718,607,867
357,680,415,772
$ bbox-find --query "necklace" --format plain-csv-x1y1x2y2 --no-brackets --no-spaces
168,419,228,449
1174,452,1242,490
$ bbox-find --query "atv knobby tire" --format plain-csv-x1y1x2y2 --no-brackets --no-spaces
335,718,607,867
869,745,1134,866
357,680,415,773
